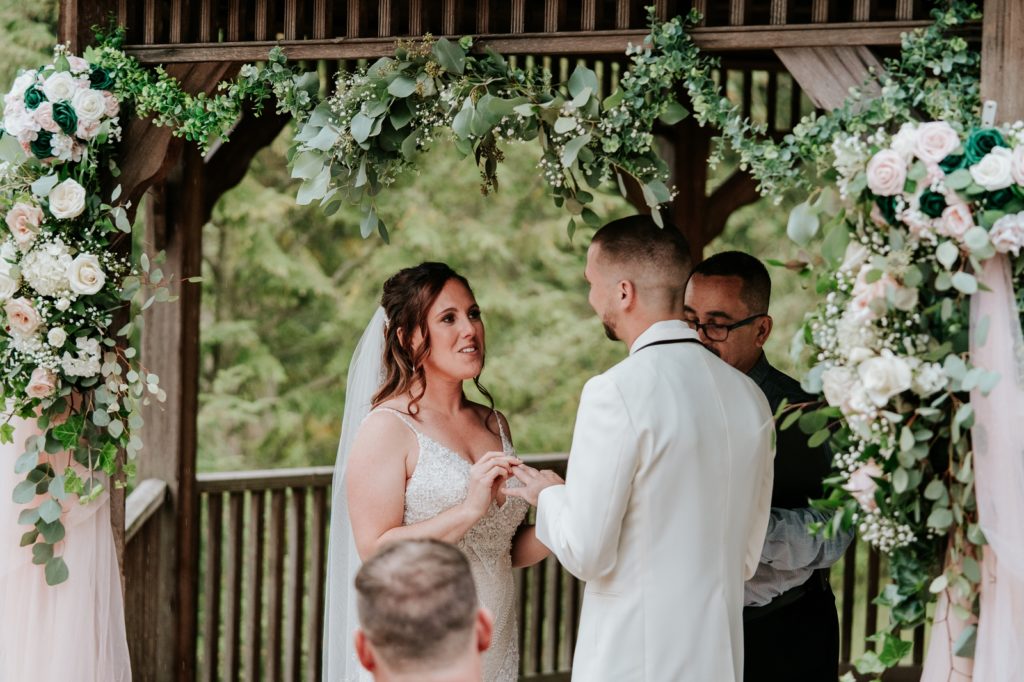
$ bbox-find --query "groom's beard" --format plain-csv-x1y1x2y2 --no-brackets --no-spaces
602,321,618,341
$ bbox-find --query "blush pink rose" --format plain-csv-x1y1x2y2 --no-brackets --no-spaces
76,118,100,140
102,92,119,117
32,101,60,133
66,56,90,74
5,201,44,249
866,150,907,196
5,297,42,336
25,366,57,399
989,214,1024,256
844,459,884,512
914,122,961,163
937,202,974,241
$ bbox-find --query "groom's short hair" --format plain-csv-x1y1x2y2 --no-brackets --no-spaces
355,539,478,670
591,215,694,303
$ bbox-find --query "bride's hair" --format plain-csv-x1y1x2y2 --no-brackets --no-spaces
372,262,494,415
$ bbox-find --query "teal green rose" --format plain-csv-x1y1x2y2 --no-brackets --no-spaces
23,87,46,110
30,131,53,159
939,154,965,173
987,188,1014,209
51,101,78,136
89,67,115,91
876,196,898,225
919,191,947,219
964,128,1008,165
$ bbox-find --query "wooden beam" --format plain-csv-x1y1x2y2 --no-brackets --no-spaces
981,0,1024,123
668,117,713,260
774,45,883,110
122,21,943,63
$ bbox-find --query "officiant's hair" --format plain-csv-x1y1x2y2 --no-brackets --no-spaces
374,262,495,416
355,539,479,669
591,214,693,292
689,251,771,314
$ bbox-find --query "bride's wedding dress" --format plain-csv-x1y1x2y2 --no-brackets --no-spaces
0,414,131,681
376,407,529,682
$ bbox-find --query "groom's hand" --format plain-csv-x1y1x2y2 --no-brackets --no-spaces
503,464,565,507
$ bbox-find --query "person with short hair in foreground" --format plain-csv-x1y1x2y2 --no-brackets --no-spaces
354,539,493,682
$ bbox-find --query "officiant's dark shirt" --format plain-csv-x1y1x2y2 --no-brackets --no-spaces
746,354,830,508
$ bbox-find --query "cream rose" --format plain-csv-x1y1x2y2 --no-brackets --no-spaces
5,72,37,103
0,259,19,300
32,101,60,133
1011,146,1024,187
843,459,883,512
25,366,57,399
969,146,1014,191
989,213,1024,256
41,71,78,103
71,88,107,122
46,327,66,347
67,253,105,295
67,56,90,74
866,150,907,196
890,123,919,161
6,201,43,249
5,297,41,336
2,108,40,140
937,202,974,241
822,366,859,415
914,122,960,163
48,178,86,220
857,350,912,407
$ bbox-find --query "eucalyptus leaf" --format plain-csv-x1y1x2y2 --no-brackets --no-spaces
387,75,418,98
936,241,959,270
951,271,978,294
350,113,374,144
45,556,69,586
554,117,577,135
567,64,599,99
39,499,62,523
360,207,379,239
560,134,591,168
432,38,466,75
32,541,53,565
786,201,820,246
658,100,689,125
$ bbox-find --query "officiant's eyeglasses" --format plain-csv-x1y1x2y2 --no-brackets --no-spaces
685,314,766,342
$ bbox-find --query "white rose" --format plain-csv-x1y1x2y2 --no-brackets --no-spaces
4,296,41,336
3,108,40,140
71,87,106,122
48,178,86,220
6,72,37,102
47,327,67,347
41,71,78,103
989,213,1024,256
68,253,105,295
25,366,58,399
822,366,858,414
914,122,961,163
857,350,912,407
843,459,883,512
0,259,19,300
937,202,974,241
839,242,869,274
866,150,907,196
5,201,44,250
67,56,90,74
1011,145,1024,187
890,123,919,162
55,297,70,311
969,146,1014,191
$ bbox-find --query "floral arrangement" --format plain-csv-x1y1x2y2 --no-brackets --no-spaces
0,45,170,586
289,9,689,239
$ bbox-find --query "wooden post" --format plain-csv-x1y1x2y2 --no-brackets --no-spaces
981,0,1024,123
670,117,713,262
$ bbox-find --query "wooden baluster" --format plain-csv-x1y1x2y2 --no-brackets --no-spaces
615,0,629,29
306,486,328,682
895,0,914,20
790,77,804,129
865,546,881,648
268,490,286,681
245,491,266,682
767,69,778,135
282,0,297,40
811,0,828,22
475,0,489,33
256,0,271,41
197,0,214,42
346,0,360,38
511,0,525,33
442,0,457,35
169,0,186,43
286,489,307,682
409,0,423,36
840,541,856,663
378,0,392,37
312,0,330,39
564,572,580,668
144,0,157,44
530,561,545,673
544,555,561,672
769,0,787,25
742,69,753,121
517,567,529,673
225,492,245,682
852,0,871,21
228,0,242,41
729,0,746,26
544,0,558,32
203,493,224,682
581,0,596,31
653,0,668,20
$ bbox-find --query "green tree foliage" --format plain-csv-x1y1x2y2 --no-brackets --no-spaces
0,0,58,90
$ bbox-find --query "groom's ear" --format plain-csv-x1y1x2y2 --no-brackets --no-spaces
618,279,637,310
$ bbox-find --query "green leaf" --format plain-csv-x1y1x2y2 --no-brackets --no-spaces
387,75,417,97
854,650,886,675
350,113,374,144
38,499,62,524
892,468,909,493
946,168,973,190
32,541,53,565
924,479,947,500
52,415,83,450
0,423,13,444
798,410,828,435
45,556,69,586
13,479,37,504
927,507,953,530
561,133,591,168
658,100,689,125
566,218,576,241
962,556,981,582
18,507,39,525
389,100,413,130
48,474,67,501
431,38,466,75
554,117,577,135
38,519,64,544
879,635,913,667
936,241,959,270
779,409,802,432
951,271,978,294
360,207,379,239
808,428,830,448
567,64,598,99
821,220,850,267
19,529,39,547
953,624,977,658
14,450,38,474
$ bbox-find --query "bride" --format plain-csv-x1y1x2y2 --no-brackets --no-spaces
324,262,555,681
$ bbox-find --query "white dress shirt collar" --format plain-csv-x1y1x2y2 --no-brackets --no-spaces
629,319,700,355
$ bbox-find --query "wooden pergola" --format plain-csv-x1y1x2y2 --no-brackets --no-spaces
52,1,1022,680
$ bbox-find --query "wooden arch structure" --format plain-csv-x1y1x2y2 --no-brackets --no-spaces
53,1,1022,680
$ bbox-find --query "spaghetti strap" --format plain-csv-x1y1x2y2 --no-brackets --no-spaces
370,406,421,436
493,409,512,452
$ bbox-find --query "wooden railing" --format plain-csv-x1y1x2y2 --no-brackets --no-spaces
191,456,924,681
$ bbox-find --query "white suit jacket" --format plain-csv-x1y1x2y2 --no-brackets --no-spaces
535,320,775,682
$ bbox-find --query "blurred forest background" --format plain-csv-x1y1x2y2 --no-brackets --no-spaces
1,1,810,473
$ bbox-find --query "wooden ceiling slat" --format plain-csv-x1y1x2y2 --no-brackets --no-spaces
144,0,158,44
766,68,778,133
895,0,913,21
169,0,185,43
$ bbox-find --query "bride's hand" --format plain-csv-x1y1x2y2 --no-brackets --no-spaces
462,452,520,519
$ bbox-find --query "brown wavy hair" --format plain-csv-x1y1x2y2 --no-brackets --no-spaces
372,262,494,417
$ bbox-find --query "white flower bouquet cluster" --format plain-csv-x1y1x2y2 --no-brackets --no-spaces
789,118,1024,644
0,46,166,585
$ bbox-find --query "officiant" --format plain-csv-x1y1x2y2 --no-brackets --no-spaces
684,251,854,682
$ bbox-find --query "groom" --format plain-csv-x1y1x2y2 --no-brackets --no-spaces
507,215,776,681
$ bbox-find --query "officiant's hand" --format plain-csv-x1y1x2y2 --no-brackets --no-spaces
503,464,564,507
462,452,520,519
